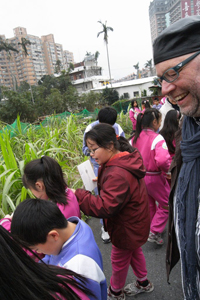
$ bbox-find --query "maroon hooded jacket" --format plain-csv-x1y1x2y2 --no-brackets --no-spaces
75,149,150,250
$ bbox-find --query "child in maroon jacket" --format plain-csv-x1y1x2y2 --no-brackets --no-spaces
72,123,154,300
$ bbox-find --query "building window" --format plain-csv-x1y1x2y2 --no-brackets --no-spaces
124,92,129,98
134,91,139,97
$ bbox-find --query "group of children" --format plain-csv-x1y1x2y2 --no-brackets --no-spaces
129,98,181,245
0,104,181,300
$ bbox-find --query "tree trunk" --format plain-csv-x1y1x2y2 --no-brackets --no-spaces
106,42,112,88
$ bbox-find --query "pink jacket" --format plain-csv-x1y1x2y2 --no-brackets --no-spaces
129,108,141,130
133,129,171,174
57,188,81,219
59,285,90,300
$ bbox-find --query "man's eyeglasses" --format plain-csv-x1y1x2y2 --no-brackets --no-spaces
158,51,200,84
88,147,100,154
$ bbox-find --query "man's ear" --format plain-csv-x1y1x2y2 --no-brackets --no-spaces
47,230,59,241
35,180,45,191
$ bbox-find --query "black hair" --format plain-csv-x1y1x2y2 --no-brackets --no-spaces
159,110,181,154
131,99,139,108
0,225,93,300
133,108,161,144
85,123,135,153
11,198,68,246
97,106,117,125
141,100,151,109
23,156,67,204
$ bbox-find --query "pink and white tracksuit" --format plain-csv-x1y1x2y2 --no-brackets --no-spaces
133,129,171,234
129,108,141,130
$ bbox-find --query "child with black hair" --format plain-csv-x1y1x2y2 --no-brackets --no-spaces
152,97,162,110
159,110,181,165
73,123,154,300
11,198,107,300
0,225,93,300
131,108,171,245
23,155,81,219
82,106,125,243
141,100,151,113
129,99,141,132
0,156,81,233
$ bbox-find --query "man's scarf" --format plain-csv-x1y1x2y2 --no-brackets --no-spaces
176,116,200,299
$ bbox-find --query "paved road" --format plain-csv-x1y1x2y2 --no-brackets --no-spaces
88,217,183,300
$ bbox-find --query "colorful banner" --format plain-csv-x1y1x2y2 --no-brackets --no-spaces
181,0,192,17
194,0,200,15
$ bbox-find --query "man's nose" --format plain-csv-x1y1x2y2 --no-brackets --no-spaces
161,80,176,96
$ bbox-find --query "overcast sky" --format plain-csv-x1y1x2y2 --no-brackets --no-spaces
1,0,153,80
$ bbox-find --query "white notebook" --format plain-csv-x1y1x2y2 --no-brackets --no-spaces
77,160,97,192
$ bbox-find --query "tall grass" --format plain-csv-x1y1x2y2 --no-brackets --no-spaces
0,112,132,217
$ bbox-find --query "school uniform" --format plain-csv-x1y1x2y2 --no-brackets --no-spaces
133,129,171,234
43,216,107,300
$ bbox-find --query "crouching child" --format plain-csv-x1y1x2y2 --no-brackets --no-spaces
11,198,107,300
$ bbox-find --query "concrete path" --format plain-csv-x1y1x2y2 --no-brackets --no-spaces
88,217,183,300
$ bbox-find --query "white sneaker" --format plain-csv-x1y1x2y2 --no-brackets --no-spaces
124,280,154,296
148,231,164,245
101,226,111,243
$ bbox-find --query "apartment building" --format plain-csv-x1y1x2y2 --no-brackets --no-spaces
69,54,110,94
63,50,74,70
0,27,74,89
149,0,200,44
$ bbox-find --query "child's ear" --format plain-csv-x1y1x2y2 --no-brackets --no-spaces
152,119,157,127
35,180,45,191
108,142,114,151
47,230,59,241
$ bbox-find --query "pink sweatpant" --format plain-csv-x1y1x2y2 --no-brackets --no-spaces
110,244,147,291
144,173,170,234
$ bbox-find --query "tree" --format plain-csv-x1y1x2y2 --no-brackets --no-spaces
79,91,101,111
0,89,36,123
17,81,30,93
133,62,139,79
148,77,162,96
102,87,119,105
54,59,62,74
97,20,113,87
145,59,153,76
94,51,100,66
0,37,19,91
18,37,31,56
67,63,74,73
0,37,18,57
18,37,34,103
85,51,91,56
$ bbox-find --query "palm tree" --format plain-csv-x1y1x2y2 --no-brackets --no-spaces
94,51,100,66
0,37,19,57
18,37,34,103
97,20,113,87
85,51,91,56
145,59,153,76
0,37,19,91
133,62,140,79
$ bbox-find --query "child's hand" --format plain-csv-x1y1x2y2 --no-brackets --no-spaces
71,189,76,194
4,214,12,220
92,177,98,182
165,172,171,180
